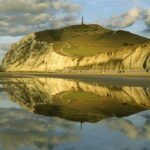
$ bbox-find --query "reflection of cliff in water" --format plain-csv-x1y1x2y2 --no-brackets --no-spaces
4,78,150,123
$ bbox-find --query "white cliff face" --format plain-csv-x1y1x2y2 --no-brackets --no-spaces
2,33,150,72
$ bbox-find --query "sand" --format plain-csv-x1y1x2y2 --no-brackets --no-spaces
0,71,149,87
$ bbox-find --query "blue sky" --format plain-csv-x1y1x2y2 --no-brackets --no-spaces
0,0,150,50
71,0,150,36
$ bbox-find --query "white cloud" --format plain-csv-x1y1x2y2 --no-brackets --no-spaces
0,108,79,150
103,7,150,30
119,8,142,28
144,9,150,27
0,0,81,36
102,113,150,140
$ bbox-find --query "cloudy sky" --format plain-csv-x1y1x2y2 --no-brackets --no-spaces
0,108,79,150
0,107,150,150
0,0,150,59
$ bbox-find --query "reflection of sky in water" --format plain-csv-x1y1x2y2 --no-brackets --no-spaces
0,107,149,150
0,98,150,149
0,92,20,108
0,79,150,150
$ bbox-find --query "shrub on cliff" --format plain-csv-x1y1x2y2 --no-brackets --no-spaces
0,65,5,72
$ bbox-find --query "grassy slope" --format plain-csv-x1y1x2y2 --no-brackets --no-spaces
62,91,100,100
35,24,150,56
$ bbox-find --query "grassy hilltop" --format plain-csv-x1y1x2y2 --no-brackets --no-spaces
35,24,150,56
3,24,150,72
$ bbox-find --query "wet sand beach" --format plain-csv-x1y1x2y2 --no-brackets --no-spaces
0,71,149,87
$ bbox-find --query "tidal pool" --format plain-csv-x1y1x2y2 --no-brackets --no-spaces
0,76,150,150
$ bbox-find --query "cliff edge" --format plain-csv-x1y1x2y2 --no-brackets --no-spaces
2,24,150,72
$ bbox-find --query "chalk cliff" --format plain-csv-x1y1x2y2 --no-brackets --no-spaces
2,24,150,72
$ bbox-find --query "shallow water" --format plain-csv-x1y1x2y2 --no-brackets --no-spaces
0,76,150,150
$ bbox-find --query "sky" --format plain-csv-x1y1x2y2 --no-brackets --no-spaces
0,0,150,59
0,107,150,150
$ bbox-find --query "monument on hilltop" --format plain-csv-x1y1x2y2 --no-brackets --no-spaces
82,16,84,25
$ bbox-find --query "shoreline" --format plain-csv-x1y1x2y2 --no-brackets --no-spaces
0,71,149,87
0,71,149,78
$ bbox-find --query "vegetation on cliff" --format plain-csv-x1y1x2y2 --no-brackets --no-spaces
2,24,150,72
35,24,149,56
0,65,5,72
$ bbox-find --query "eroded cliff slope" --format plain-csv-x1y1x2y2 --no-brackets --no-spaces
2,24,150,72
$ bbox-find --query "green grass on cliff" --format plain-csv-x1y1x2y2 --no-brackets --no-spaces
35,24,150,56
63,49,103,56
62,91,100,100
